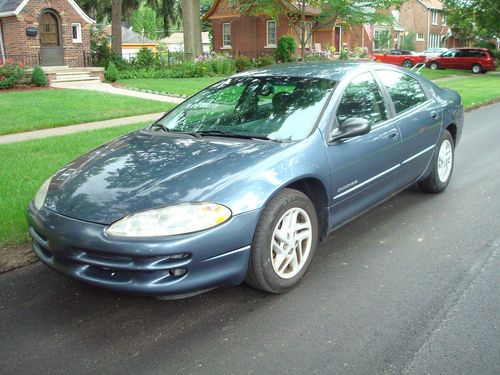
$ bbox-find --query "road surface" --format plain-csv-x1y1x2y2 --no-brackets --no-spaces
1,104,499,375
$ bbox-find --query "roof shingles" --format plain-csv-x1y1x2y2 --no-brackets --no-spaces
0,0,24,14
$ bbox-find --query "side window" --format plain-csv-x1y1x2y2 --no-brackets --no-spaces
378,70,427,114
336,72,388,126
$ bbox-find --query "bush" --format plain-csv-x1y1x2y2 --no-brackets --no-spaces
235,56,252,72
339,48,349,60
105,62,119,82
31,65,47,86
136,48,155,68
274,35,297,63
400,31,416,51
256,55,275,67
0,61,25,89
353,46,369,58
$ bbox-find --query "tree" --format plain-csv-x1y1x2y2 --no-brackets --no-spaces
443,0,500,40
111,0,123,55
239,0,406,59
182,0,203,58
131,5,163,39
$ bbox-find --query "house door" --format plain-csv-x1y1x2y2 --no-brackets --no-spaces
40,10,64,66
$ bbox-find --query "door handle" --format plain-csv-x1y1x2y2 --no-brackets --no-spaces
388,129,400,140
430,111,439,119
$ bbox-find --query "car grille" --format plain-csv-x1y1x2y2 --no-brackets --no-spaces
29,226,190,286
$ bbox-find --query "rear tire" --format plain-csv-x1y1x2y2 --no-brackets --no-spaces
403,59,413,68
429,62,439,70
472,64,482,74
245,189,318,293
419,130,454,193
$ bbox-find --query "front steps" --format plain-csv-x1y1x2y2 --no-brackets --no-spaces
40,66,105,85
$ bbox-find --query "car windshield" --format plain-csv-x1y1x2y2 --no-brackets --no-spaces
152,76,336,141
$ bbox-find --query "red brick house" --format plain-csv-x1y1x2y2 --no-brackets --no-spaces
203,0,374,57
398,0,454,51
0,0,94,66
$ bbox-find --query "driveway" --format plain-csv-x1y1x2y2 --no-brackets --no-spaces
1,104,499,375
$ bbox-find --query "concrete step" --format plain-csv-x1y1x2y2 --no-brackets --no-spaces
52,76,101,83
55,71,92,76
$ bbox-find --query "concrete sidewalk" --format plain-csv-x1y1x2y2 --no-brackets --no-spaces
50,81,185,104
0,112,164,145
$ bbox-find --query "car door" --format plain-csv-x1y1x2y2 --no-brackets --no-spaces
440,49,458,69
374,69,442,181
325,71,405,229
386,50,401,65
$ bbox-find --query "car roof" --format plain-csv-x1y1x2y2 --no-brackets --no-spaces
232,61,374,81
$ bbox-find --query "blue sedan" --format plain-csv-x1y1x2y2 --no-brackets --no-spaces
28,62,463,298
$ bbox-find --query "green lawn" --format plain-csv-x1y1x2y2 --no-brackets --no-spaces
0,89,172,136
435,75,500,110
0,123,147,247
117,76,225,96
419,68,474,80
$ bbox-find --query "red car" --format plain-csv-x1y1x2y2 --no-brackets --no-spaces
426,48,498,74
369,49,425,68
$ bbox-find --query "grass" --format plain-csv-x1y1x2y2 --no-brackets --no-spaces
0,123,147,247
117,76,226,96
0,89,173,136
419,68,474,80
435,75,500,110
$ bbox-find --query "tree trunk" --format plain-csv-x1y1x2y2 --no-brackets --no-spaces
111,0,123,56
182,0,203,59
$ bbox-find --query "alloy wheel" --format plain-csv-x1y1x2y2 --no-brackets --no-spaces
270,207,312,279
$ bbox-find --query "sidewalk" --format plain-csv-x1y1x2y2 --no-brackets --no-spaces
0,112,164,145
50,81,185,104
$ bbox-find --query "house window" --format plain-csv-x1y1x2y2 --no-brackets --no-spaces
429,33,441,48
222,23,231,48
431,11,438,25
416,33,425,41
442,15,446,26
266,20,276,47
72,23,82,43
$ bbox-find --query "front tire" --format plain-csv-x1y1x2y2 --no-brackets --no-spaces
245,189,318,293
419,130,454,193
429,62,439,70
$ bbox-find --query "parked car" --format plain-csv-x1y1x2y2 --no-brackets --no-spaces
28,62,463,298
421,47,448,58
369,49,425,68
426,47,497,73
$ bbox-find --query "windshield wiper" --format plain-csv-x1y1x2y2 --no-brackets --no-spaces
195,130,279,142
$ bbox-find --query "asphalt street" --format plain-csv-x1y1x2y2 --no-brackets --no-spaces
1,103,499,375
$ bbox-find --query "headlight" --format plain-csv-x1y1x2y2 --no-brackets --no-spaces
33,178,51,211
106,202,232,237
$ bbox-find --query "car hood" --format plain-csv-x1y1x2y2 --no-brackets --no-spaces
44,130,284,224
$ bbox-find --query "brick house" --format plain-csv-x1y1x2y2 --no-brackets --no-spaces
203,0,374,58
398,0,453,52
0,0,94,67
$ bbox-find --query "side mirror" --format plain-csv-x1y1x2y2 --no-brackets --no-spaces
330,118,371,142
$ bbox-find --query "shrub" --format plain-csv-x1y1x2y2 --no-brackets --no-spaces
136,47,155,68
0,61,25,89
274,35,297,63
339,48,349,60
235,56,252,72
353,46,368,58
256,55,275,67
400,31,416,51
31,65,47,86
105,62,119,82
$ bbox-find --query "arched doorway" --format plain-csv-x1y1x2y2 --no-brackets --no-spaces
39,9,64,66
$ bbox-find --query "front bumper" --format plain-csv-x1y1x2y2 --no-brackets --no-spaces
27,204,261,297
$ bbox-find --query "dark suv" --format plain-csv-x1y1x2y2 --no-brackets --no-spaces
426,48,497,73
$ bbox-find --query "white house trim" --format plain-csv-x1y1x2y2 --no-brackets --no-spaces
0,0,95,23
0,21,6,61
